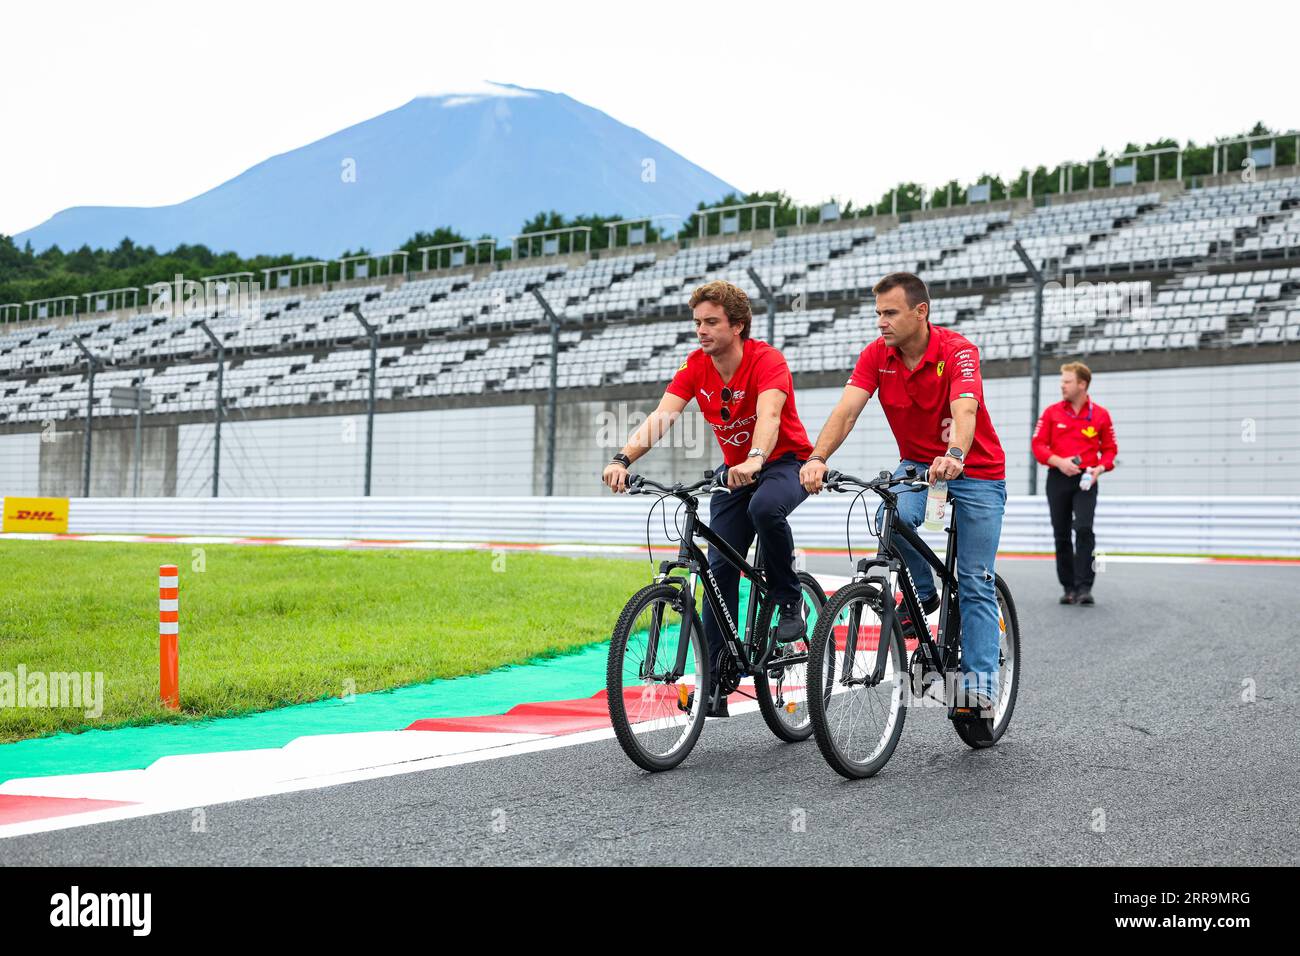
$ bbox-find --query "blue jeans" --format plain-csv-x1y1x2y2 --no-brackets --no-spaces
875,460,1006,701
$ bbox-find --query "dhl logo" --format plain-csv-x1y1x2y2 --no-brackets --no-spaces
2,496,70,533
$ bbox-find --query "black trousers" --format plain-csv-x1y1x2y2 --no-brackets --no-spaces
1046,468,1099,590
700,453,807,670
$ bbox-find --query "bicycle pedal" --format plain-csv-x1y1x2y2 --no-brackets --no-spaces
948,703,993,721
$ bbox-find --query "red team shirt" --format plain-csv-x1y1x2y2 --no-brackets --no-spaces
847,324,1006,480
666,338,813,467
1032,398,1118,471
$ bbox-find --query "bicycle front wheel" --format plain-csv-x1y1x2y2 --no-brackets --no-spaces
606,582,709,772
753,571,828,742
806,580,908,779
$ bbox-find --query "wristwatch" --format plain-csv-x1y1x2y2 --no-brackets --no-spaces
747,448,768,461
610,453,631,468
945,447,964,461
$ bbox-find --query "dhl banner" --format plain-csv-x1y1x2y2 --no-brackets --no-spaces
2,496,70,534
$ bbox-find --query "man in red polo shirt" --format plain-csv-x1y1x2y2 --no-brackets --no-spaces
1032,361,1118,606
602,279,814,716
800,271,1007,735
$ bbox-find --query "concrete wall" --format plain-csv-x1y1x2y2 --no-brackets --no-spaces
35,420,177,497
535,400,717,496
0,432,40,496
172,405,535,497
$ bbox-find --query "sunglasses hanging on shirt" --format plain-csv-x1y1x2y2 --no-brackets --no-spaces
719,387,736,422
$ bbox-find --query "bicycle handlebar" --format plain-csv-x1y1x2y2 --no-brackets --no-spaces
823,467,931,497
626,468,730,497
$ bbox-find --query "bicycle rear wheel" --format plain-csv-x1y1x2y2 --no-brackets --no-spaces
606,582,709,772
753,571,828,742
953,573,1021,749
806,580,908,779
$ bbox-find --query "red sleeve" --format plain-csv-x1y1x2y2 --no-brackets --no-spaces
665,354,696,402
1098,408,1118,471
947,341,985,408
1032,406,1054,466
846,343,879,394
753,348,793,395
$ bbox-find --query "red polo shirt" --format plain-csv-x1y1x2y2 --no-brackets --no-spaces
1032,398,1118,471
847,325,1006,480
666,338,813,467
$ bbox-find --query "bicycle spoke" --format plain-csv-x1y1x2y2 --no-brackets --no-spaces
615,597,702,761
819,592,902,767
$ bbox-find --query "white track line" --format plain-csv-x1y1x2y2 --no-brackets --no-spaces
0,703,765,839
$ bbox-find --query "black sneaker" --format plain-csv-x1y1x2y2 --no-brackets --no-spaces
1060,590,1076,605
683,689,730,718
773,603,807,644
949,689,995,743
1076,587,1094,606
898,594,941,639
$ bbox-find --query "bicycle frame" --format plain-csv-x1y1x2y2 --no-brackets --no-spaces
646,490,780,683
851,486,961,686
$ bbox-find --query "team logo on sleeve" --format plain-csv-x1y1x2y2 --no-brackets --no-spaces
678,360,688,371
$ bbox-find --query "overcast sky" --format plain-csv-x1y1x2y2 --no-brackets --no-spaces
2,0,1296,239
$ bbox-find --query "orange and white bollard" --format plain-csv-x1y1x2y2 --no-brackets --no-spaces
159,564,179,710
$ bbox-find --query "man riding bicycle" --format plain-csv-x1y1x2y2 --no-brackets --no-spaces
799,271,1007,719
603,279,813,717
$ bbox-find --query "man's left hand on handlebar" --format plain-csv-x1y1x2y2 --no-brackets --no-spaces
799,458,829,494
602,461,630,493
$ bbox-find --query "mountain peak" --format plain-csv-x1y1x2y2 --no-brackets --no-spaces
415,80,546,108
15,87,739,259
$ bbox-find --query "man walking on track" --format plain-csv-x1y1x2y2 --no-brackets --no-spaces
602,279,813,717
1033,361,1119,606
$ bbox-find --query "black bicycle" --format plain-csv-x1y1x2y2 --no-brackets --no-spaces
805,466,1021,779
606,469,827,772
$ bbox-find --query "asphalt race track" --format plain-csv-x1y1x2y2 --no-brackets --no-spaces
5,558,1298,866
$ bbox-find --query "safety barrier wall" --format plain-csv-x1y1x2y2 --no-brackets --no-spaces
50,494,1300,557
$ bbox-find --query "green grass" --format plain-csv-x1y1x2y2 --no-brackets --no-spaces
0,541,650,743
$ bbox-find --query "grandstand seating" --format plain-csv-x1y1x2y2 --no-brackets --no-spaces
3,177,1298,425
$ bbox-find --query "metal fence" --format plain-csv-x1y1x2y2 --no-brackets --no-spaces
5,354,1298,500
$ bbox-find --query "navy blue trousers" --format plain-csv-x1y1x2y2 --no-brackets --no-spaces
699,453,808,668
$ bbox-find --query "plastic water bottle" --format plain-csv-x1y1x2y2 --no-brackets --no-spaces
1073,455,1094,491
924,479,948,531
